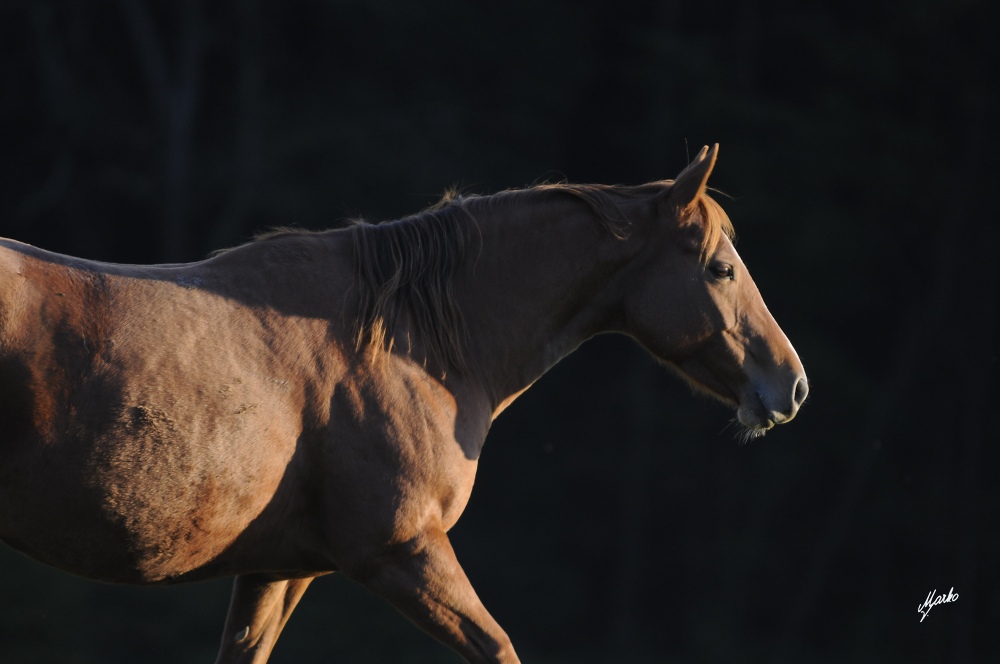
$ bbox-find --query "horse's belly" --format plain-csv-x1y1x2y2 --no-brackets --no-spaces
0,427,307,585
0,475,244,584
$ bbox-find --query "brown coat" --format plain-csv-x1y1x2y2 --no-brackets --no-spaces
0,145,806,663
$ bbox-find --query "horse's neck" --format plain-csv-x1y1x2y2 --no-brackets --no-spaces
458,197,633,418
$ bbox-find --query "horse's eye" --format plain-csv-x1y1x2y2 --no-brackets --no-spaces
710,264,734,280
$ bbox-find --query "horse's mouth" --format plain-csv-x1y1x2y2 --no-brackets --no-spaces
736,393,777,432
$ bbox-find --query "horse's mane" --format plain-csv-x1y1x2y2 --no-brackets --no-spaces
215,182,733,374
348,197,472,373
346,181,734,374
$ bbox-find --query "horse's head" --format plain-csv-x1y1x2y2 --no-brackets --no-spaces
622,145,808,438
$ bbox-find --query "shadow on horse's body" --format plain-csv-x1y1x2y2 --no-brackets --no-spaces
0,145,807,663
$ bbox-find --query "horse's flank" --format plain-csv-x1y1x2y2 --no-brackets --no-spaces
0,228,381,580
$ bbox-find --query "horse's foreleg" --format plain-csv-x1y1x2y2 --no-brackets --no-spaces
352,527,520,664
214,573,317,664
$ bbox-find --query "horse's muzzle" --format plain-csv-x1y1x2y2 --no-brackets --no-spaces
738,374,809,430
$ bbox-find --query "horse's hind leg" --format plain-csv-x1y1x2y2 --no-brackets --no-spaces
214,573,318,664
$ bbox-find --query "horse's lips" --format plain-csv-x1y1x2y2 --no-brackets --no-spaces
736,392,775,430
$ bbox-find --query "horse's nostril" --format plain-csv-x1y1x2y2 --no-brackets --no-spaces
793,377,809,407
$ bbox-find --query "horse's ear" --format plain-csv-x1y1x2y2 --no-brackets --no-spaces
665,144,719,213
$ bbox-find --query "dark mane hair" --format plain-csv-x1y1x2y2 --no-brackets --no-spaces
211,182,733,374
346,181,734,373
349,199,473,373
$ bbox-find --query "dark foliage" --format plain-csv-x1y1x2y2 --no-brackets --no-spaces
0,0,996,661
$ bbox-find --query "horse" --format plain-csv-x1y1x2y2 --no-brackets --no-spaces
0,145,807,663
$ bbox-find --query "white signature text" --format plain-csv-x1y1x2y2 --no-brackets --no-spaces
917,587,958,622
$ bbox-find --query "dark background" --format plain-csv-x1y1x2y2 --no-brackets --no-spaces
1,1,997,662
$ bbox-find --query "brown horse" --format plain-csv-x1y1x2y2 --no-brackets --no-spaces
0,145,806,662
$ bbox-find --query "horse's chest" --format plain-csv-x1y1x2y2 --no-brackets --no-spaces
434,454,479,531
326,366,490,547
384,429,479,535
325,420,479,544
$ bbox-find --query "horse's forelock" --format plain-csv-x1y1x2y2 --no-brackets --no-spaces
693,193,736,263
